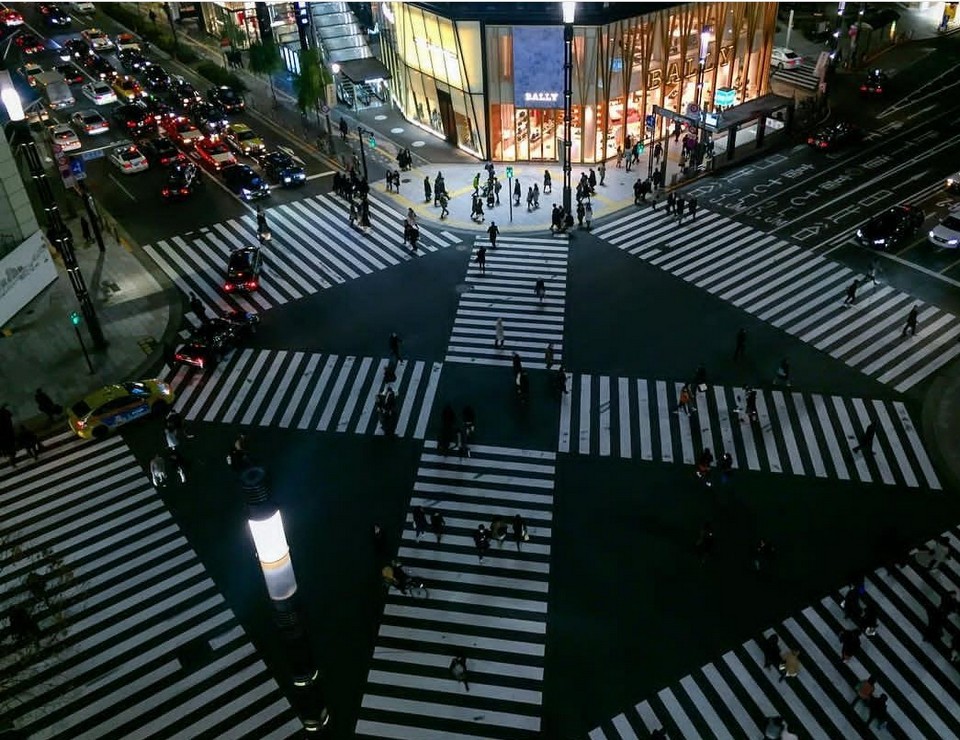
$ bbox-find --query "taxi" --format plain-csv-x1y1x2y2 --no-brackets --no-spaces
225,123,266,157
68,379,175,439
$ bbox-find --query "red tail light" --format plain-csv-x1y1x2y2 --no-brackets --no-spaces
162,187,171,196
860,85,867,91
245,280,258,290
180,188,189,195
224,283,235,292
876,87,882,93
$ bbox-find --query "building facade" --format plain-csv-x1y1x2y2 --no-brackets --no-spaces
375,2,779,163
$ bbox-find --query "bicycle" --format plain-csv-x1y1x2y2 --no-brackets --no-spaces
383,567,428,599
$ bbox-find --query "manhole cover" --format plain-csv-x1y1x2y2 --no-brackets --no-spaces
412,140,426,148
375,115,388,121
455,282,474,294
455,243,471,252
391,127,404,134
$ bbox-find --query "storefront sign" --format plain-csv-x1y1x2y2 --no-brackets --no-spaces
644,44,735,91
513,26,565,109
714,87,736,106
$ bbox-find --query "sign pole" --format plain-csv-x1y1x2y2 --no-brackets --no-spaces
507,174,513,223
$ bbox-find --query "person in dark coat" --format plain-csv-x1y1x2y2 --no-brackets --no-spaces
35,388,62,420
513,179,521,205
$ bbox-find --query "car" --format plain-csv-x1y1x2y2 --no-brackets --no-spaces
109,143,150,174
68,379,174,440
224,245,263,292
70,1,95,13
168,77,202,109
771,46,803,70
947,172,960,193
81,28,114,52
207,85,245,113
82,81,117,105
143,64,172,92
162,160,204,201
117,49,149,73
115,33,140,52
192,136,237,171
259,149,306,187
112,104,155,136
71,109,110,135
161,116,203,147
856,205,925,249
139,135,182,166
112,76,145,103
806,121,863,151
59,38,91,62
54,63,85,85
860,69,888,95
221,164,271,201
18,62,45,87
173,310,259,369
15,33,46,55
136,94,176,122
224,123,266,157
928,212,960,249
190,101,228,134
0,8,24,27
49,123,81,152
84,54,119,82
41,5,71,27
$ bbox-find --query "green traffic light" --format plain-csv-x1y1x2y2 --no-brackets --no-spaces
70,311,81,326
368,136,376,148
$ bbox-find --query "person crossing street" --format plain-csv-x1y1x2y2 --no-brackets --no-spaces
487,222,499,249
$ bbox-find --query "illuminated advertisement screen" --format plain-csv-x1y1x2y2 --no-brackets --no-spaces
513,26,565,109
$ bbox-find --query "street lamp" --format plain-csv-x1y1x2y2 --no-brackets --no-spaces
696,27,713,146
326,62,340,153
561,1,575,216
0,70,106,351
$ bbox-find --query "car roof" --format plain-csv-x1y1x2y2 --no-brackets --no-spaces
78,383,134,409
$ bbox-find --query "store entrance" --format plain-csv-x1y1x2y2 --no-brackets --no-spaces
516,109,560,161
436,89,458,147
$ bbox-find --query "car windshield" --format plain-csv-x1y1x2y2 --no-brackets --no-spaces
81,113,100,124
118,148,140,162
941,216,960,230
783,51,798,59
220,88,238,100
207,142,230,154
230,251,254,271
237,129,256,141
123,382,150,396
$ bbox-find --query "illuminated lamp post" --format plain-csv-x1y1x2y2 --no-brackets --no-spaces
241,466,329,732
561,1,575,216
694,27,713,167
326,62,340,153
0,70,106,350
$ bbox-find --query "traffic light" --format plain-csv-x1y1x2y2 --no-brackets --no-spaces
368,135,376,149
638,141,645,153
70,311,81,326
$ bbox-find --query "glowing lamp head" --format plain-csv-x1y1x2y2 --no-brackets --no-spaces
562,1,576,24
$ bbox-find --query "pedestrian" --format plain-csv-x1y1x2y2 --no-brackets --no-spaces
545,342,555,370
438,192,450,219
513,513,528,551
189,292,208,324
673,122,682,142
852,421,876,455
584,200,593,230
932,535,951,569
866,258,880,286
840,627,861,661
487,221,499,248
512,352,523,378
598,160,606,186
534,277,546,303
389,332,403,361
513,179,521,206
431,510,445,543
717,451,733,484
676,195,685,225
860,599,879,636
753,538,775,571
164,424,179,453
526,186,535,212
474,524,490,561
150,453,167,487
773,357,791,387
843,279,859,306
652,187,665,211
412,506,427,540
676,384,692,416
779,648,801,681
256,205,268,235
34,388,62,421
867,694,888,729
491,517,507,545
372,523,388,564
423,176,431,203
576,201,585,228
542,169,552,194
588,169,597,193
843,584,863,622
695,521,715,563
666,192,675,216
902,304,919,336
339,117,348,141
764,717,787,740
475,245,487,275
494,178,502,204
654,141,663,163
472,172,480,196
18,425,41,460
80,216,92,245
494,317,505,348
688,197,697,222
449,654,470,691
696,447,713,486
760,633,781,670
852,675,876,707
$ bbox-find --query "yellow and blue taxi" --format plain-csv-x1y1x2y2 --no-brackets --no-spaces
68,379,175,439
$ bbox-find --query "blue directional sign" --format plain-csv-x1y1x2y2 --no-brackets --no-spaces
79,147,105,161
69,156,85,176
645,114,656,128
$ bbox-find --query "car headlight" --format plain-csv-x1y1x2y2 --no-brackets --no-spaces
157,381,171,395
949,239,959,245
856,229,863,238
283,176,291,183
873,238,886,245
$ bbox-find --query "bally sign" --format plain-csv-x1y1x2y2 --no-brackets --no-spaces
645,45,735,91
513,26,565,109
524,92,560,103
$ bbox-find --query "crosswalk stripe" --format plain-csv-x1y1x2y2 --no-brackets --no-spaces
0,436,299,739
356,445,553,738
560,374,940,488
594,208,960,390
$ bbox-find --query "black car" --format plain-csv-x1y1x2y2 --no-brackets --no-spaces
59,38,91,62
173,310,259,369
224,246,263,293
162,161,203,201
143,63,172,92
856,205,925,250
112,104,155,136
168,77,202,110
191,101,228,134
54,62,85,85
140,136,182,166
84,54,118,82
207,85,245,113
807,121,863,151
136,94,176,122
117,49,149,73
41,5,71,27
259,149,306,187
860,69,888,95
221,164,271,201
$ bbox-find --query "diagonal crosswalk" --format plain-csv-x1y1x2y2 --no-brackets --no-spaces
771,60,820,91
588,527,960,740
354,442,554,739
143,194,460,314
446,235,569,368
166,349,442,438
593,209,960,392
0,432,301,740
558,373,941,489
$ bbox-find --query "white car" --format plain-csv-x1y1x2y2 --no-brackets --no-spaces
771,47,803,70
928,212,960,249
82,81,117,106
109,144,149,174
18,62,44,87
81,28,115,52
71,2,95,13
947,171,960,193
71,109,110,135
50,124,81,153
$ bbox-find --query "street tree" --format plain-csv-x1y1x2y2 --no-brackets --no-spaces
247,38,283,104
293,47,332,127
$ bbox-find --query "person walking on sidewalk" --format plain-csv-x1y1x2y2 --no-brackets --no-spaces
412,506,428,540
494,317,505,348
843,279,859,306
80,216,92,245
598,160,606,186
654,141,663,164
543,169,552,193
733,328,747,362
513,514,528,551
853,421,876,455
487,222,499,249
514,179,522,206
423,176,431,203
339,117,348,141
475,245,487,275
389,332,403,362
430,510,445,543
902,305,919,336
449,654,470,692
